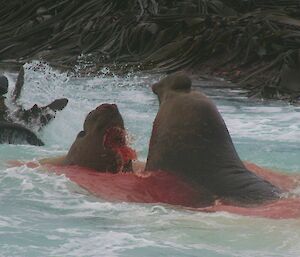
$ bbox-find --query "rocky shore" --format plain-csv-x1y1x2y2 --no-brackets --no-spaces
0,0,299,102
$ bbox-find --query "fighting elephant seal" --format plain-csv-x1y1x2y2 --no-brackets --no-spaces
42,103,136,173
10,66,68,130
0,121,44,146
145,72,282,206
0,67,68,145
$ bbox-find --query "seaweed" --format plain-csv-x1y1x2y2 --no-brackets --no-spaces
0,0,299,101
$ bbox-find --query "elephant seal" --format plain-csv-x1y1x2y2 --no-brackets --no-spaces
145,72,282,206
16,98,69,129
11,66,69,130
42,103,136,173
0,68,68,145
0,121,44,146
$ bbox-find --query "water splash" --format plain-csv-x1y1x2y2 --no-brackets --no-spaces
0,62,300,257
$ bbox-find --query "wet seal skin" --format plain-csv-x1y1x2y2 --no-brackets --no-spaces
0,121,44,146
42,103,136,173
145,72,282,206
11,66,69,130
0,67,68,145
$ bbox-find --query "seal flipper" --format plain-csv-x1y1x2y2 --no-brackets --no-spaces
16,98,68,129
12,66,24,102
44,98,69,112
10,66,68,129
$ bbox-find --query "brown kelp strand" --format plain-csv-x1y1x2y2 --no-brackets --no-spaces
0,0,299,101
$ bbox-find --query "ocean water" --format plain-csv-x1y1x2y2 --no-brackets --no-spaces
0,62,300,257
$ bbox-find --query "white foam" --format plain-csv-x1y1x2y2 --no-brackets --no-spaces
52,231,155,257
1,63,300,257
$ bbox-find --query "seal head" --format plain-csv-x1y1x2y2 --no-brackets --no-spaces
65,103,136,172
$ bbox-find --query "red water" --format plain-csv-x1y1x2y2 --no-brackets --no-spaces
199,198,300,219
46,165,206,207
103,126,137,170
44,164,300,219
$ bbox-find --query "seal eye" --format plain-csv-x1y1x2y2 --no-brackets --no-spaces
77,131,86,138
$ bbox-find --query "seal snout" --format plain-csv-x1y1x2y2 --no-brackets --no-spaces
95,103,119,115
93,103,124,129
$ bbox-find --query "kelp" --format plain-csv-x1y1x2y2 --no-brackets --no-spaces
0,0,299,101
